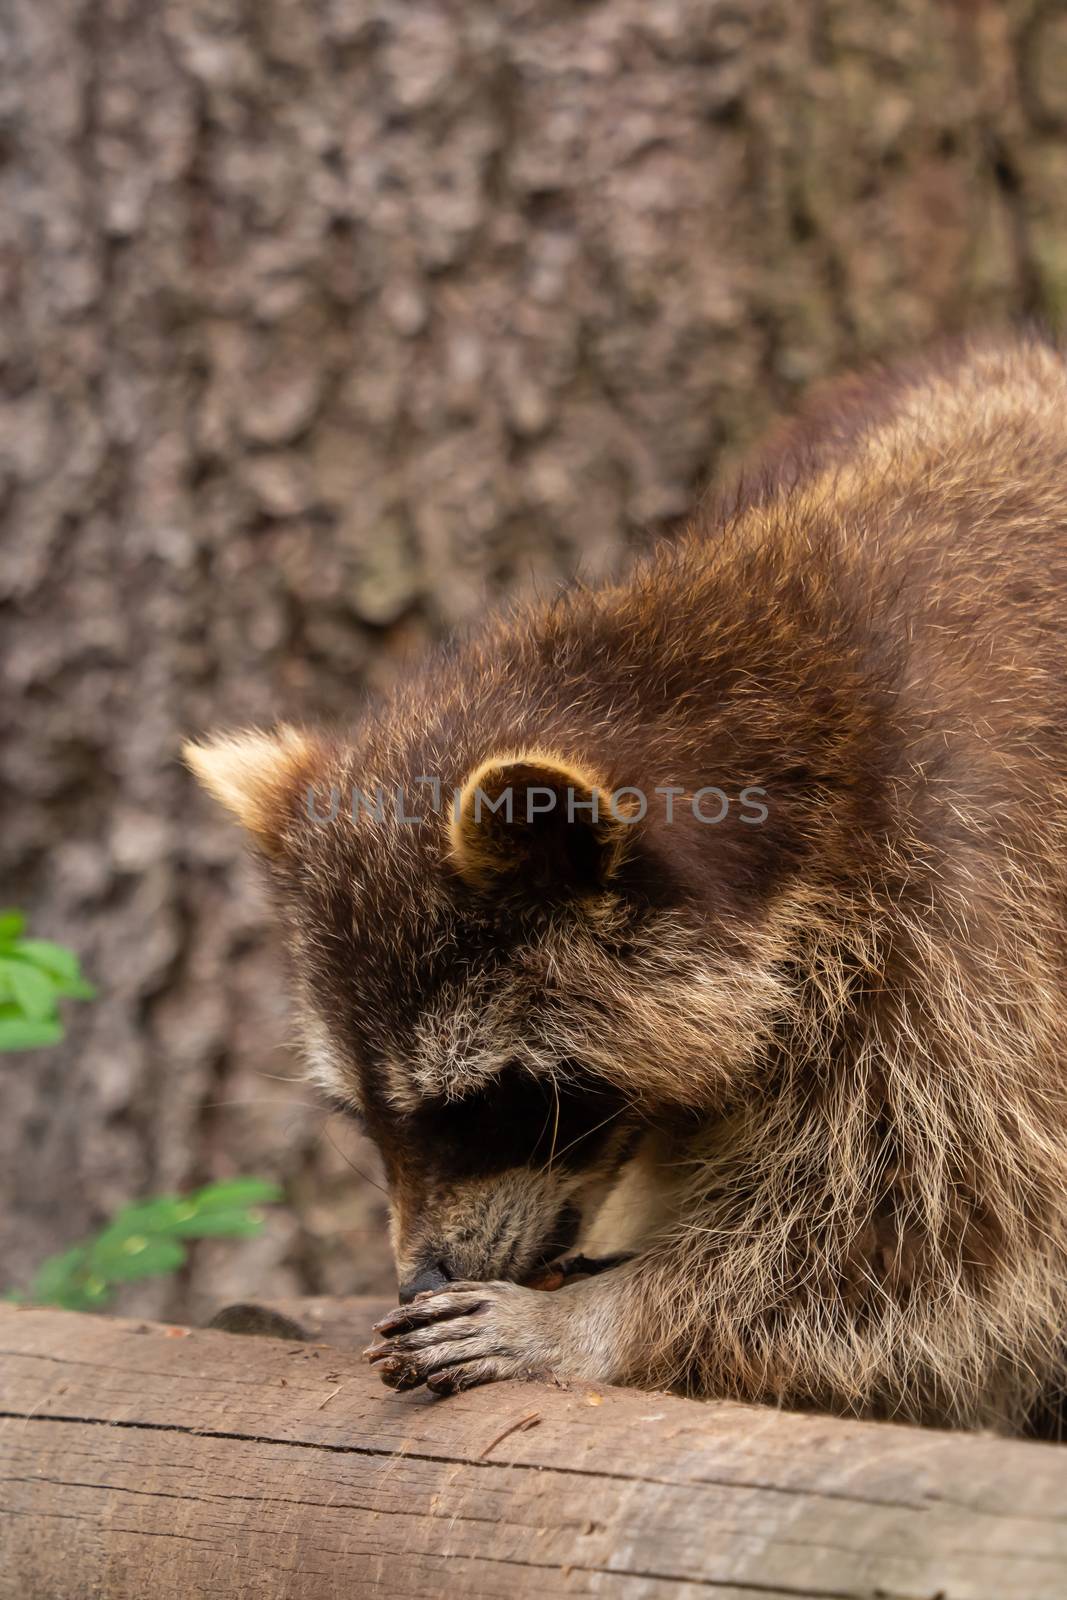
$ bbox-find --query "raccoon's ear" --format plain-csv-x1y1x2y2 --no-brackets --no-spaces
182,724,319,856
449,751,636,893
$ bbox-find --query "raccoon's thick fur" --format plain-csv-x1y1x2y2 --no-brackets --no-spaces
187,336,1067,1434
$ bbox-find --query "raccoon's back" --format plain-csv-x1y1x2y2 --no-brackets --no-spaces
705,338,1066,794
380,336,1067,837
743,335,1067,655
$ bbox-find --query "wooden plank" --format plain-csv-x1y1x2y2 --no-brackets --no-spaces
0,1301,1063,1599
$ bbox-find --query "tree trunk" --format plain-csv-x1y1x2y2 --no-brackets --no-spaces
2,1300,1065,1599
2,0,1066,1315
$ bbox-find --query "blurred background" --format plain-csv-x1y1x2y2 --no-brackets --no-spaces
3,0,1067,1320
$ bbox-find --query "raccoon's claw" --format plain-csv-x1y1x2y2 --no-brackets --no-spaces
365,1280,560,1395
370,1285,490,1338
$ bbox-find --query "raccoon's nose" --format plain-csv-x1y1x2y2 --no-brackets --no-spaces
398,1262,453,1304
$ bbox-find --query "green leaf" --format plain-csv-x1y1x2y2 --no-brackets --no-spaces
91,1197,190,1245
12,1174,283,1309
0,910,26,943
51,1281,110,1312
53,975,97,1000
169,1209,268,1239
0,1008,64,1051
13,939,96,999
92,1182,281,1248
43,1274,113,1312
88,1234,187,1283
25,1245,92,1305
180,1178,283,1211
0,957,58,1022
13,938,82,984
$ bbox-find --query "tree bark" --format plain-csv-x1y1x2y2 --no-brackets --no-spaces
3,0,1067,1315
2,1300,1065,1599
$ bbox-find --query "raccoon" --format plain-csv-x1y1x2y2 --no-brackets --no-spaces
187,336,1067,1433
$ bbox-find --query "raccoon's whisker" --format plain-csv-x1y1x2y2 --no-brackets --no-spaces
322,1120,390,1197
526,1072,564,1182
547,1075,561,1174
545,1101,631,1173
200,1098,329,1112
528,1070,561,1171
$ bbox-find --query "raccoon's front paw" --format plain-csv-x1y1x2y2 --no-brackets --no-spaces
364,1281,561,1395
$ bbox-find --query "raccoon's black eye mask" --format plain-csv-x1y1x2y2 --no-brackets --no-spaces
384,1061,630,1181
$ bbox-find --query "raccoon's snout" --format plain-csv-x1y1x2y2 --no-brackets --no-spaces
398,1261,453,1303
399,1201,582,1298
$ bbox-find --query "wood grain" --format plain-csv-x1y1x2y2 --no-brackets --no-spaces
1,1300,1064,1599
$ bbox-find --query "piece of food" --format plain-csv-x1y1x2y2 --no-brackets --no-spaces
524,1253,632,1291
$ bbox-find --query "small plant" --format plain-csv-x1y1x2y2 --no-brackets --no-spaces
0,910,95,1050
10,1178,283,1311
2,912,282,1311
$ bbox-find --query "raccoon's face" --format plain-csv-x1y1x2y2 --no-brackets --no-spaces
185,728,792,1298
350,1059,641,1298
